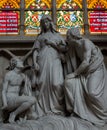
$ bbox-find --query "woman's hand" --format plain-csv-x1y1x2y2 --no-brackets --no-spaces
45,39,61,52
2,104,8,110
34,63,40,71
60,54,66,63
45,39,55,46
66,72,77,80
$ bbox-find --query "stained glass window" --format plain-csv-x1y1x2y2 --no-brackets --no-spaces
25,0,83,35
0,0,20,9
0,0,107,36
56,0,83,34
25,0,51,9
57,0,82,9
89,11,107,34
87,0,107,9
25,0,51,35
25,11,50,34
0,11,20,35
88,0,107,34
0,0,20,35
57,11,83,34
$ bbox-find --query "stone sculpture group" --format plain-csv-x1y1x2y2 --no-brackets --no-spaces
0,15,107,130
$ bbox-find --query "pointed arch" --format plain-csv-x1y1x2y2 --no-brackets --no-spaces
25,0,51,8
57,0,82,9
88,0,107,8
25,0,35,8
0,0,20,8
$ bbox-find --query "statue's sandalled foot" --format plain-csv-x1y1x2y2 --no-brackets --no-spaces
9,112,16,123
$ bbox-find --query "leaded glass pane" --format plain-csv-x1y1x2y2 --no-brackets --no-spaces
57,11,84,34
89,11,107,34
25,0,51,9
0,0,20,9
87,0,107,9
25,11,50,35
0,11,20,35
57,0,82,9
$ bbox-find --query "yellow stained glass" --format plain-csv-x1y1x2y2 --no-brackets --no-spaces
0,0,20,8
25,0,83,9
25,0,51,9
87,0,107,8
57,0,82,9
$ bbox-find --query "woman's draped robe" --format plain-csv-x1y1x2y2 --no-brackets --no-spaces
33,32,66,117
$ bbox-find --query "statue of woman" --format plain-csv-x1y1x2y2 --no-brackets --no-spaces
32,15,66,117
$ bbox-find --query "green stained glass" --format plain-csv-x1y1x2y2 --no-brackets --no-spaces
57,11,84,34
25,11,50,35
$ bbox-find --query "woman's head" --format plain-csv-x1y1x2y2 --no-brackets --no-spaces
40,15,57,34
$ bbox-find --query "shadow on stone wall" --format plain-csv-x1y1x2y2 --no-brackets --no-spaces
102,49,107,68
0,57,9,122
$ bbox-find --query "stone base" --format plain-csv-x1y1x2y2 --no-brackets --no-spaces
0,115,107,130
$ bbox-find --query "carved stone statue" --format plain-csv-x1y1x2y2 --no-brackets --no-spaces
32,15,66,117
0,15,107,130
2,57,36,123
64,27,107,126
